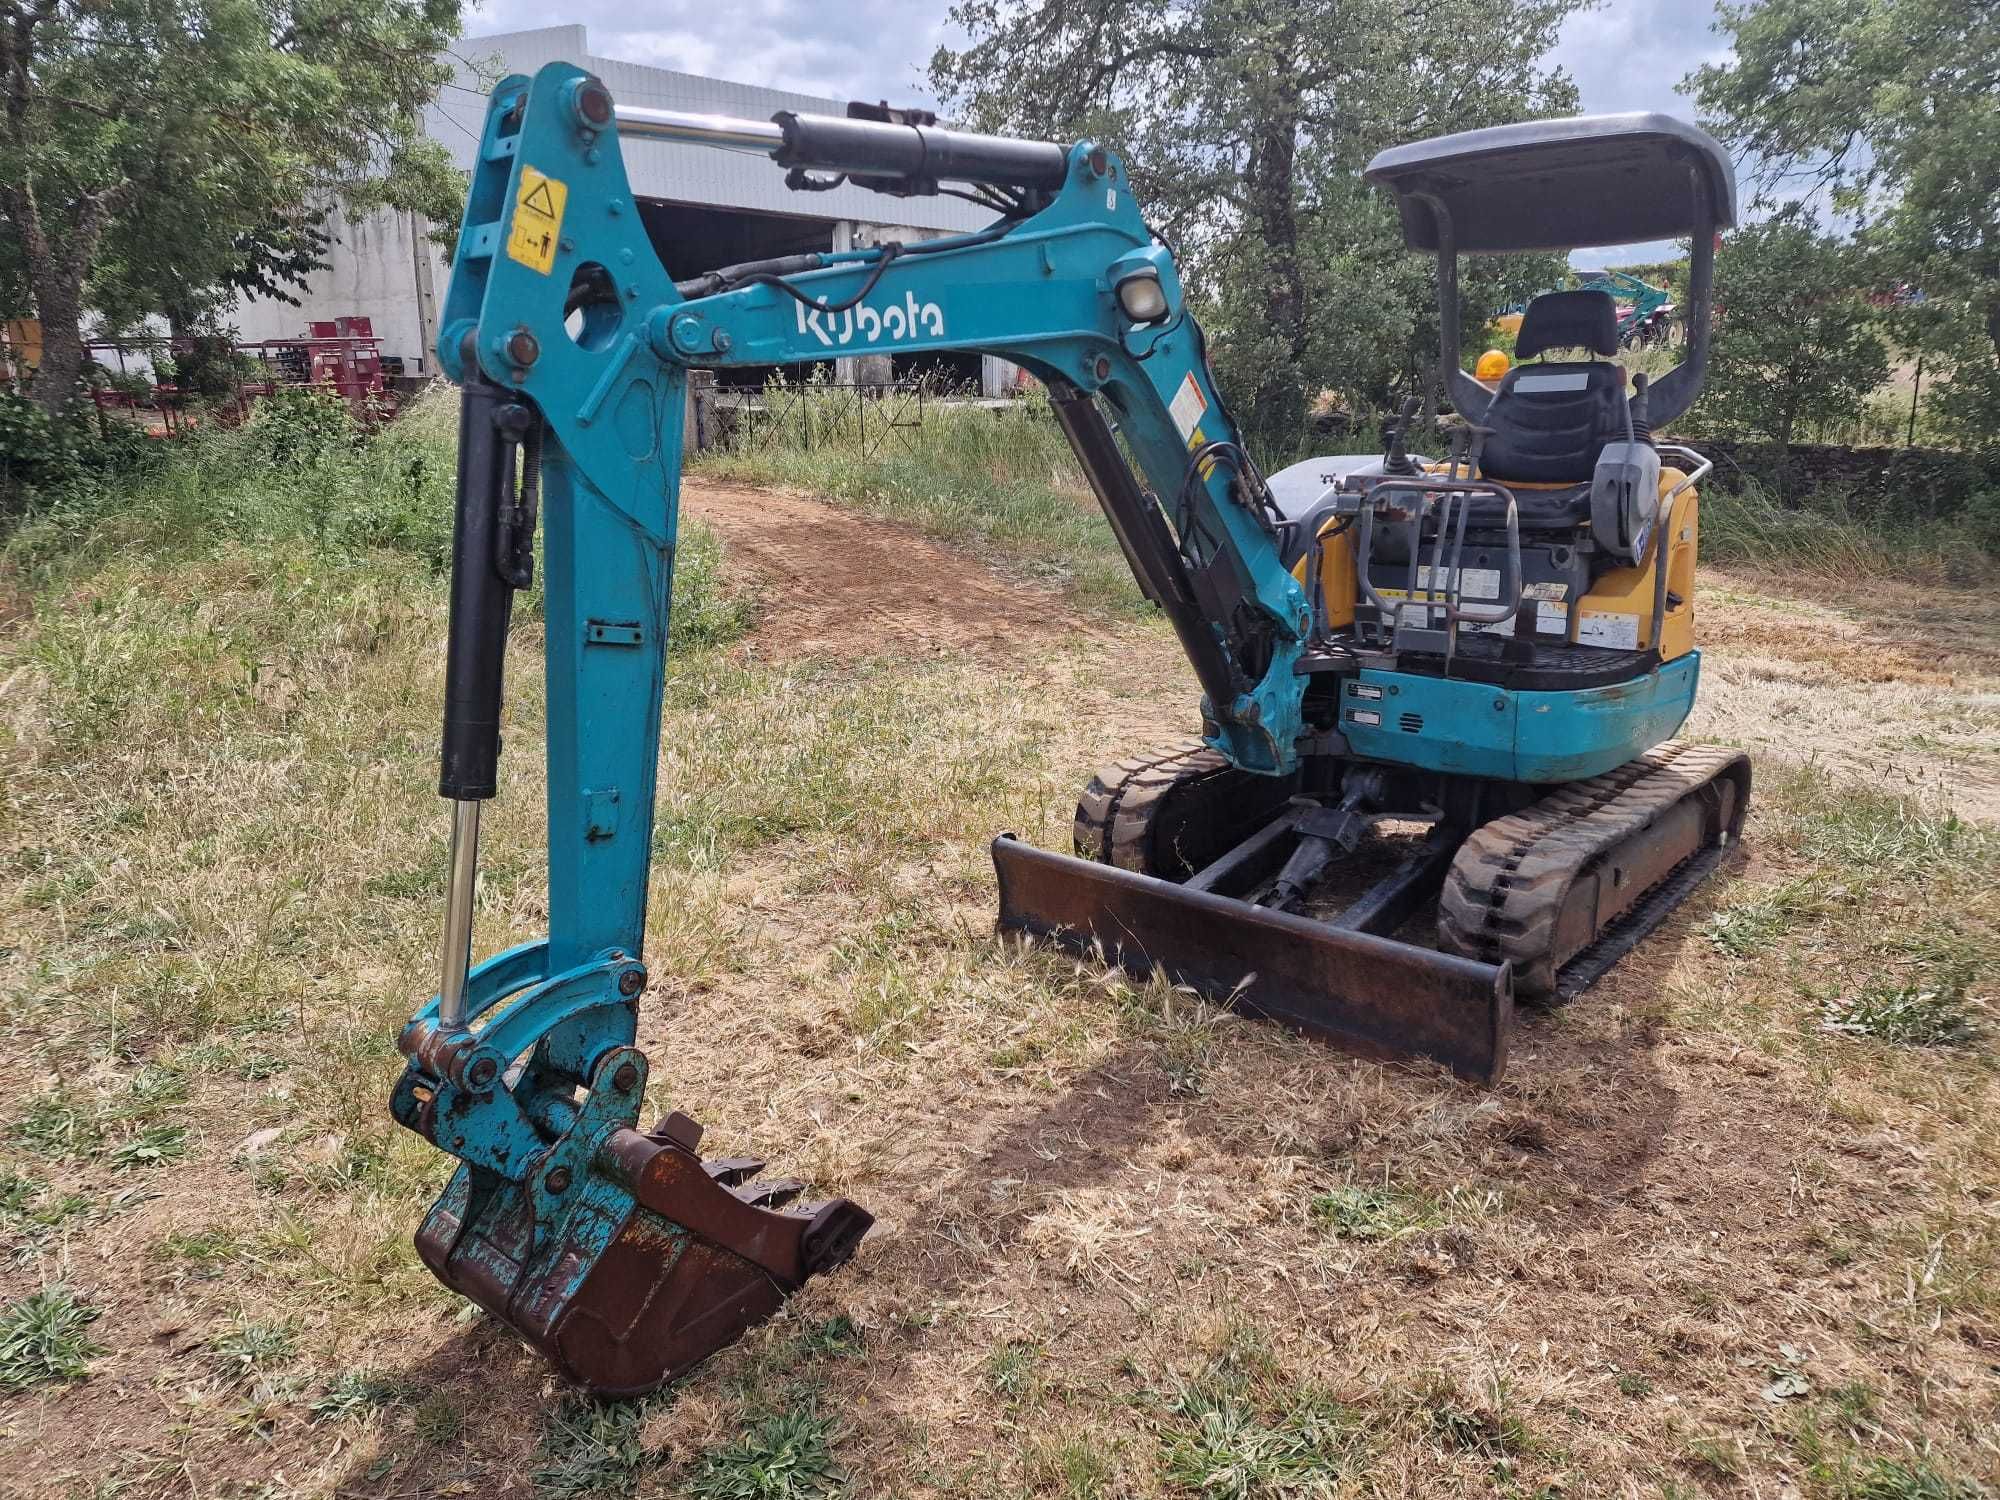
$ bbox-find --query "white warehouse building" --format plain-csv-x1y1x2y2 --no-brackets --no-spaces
230,25,1018,393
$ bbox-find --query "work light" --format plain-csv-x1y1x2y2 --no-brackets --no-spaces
1116,266,1169,324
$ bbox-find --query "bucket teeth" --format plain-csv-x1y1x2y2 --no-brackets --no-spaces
731,1178,806,1209
414,1113,873,1397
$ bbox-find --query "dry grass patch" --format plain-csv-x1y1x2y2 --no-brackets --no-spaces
0,445,1995,1495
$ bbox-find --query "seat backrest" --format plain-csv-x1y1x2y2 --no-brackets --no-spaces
1479,291,1628,486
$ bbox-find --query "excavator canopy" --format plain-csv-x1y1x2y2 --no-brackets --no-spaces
1363,112,1737,254
1365,112,1737,429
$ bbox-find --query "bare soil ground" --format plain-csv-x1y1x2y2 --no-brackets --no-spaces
684,481,1099,662
0,481,1994,1499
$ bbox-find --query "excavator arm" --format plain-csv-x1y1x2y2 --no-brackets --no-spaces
438,63,1311,777
389,60,1339,1398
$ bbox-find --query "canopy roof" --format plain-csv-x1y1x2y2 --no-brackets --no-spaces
1363,113,1737,254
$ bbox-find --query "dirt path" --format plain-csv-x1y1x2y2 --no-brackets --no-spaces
681,488,2000,820
683,480,1097,661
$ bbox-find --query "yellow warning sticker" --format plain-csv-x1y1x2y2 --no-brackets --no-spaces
506,165,567,275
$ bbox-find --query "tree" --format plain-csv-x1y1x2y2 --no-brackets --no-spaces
931,0,1585,443
1695,208,1888,460
1687,0,2000,448
0,0,463,417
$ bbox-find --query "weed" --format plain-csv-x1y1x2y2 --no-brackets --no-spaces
1023,1434,1116,1499
694,386,1147,614
0,1284,104,1391
1846,1457,1988,1500
1684,1434,1745,1479
1161,1379,1360,1498
1615,1373,1654,1398
207,1319,297,1379
1418,1372,1529,1463
532,1395,663,1497
0,1171,93,1262
686,1401,847,1500
10,1090,101,1158
986,1339,1043,1401
1702,878,1827,957
309,1369,405,1423
107,1124,192,1170
1700,480,1997,586
1310,1185,1452,1240
409,1390,465,1446
792,1315,864,1361
1824,983,1982,1047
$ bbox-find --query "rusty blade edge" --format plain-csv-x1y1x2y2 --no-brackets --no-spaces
991,835,1513,1084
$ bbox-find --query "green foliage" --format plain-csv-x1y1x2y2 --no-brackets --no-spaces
1845,1457,1989,1500
1,0,464,413
932,0,1586,447
1823,983,1982,1049
1687,0,2000,450
533,1395,667,1498
207,1319,297,1379
0,396,153,520
106,1124,192,1170
1308,1185,1445,1240
1698,479,1998,584
1693,209,1890,458
1161,1377,1361,1498
310,1369,406,1424
696,386,1144,614
686,1402,847,1500
0,1285,104,1391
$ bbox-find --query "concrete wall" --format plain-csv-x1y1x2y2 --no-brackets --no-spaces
229,206,448,376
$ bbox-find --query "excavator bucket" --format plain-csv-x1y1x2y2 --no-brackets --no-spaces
992,836,1514,1082
401,1049,872,1397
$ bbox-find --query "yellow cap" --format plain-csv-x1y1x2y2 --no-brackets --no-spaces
1476,349,1511,381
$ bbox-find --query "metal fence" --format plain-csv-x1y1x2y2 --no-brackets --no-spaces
691,377,997,459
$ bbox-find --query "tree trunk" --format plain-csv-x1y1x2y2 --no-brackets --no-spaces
2,178,112,420
26,261,88,418
1239,24,1306,444
2,163,124,418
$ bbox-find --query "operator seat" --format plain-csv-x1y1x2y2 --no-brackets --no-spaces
1477,290,1630,517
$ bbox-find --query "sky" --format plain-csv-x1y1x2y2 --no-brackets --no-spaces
463,0,1737,266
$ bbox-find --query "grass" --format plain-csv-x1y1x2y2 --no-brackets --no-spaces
684,1402,847,1500
1700,478,1999,585
533,1395,668,1497
0,1285,103,1391
1823,983,1982,1048
0,381,1995,1495
693,382,1146,613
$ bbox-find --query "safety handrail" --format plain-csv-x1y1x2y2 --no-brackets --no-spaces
1349,474,1523,638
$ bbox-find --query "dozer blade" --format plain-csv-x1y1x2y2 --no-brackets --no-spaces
993,835,1514,1082
415,1110,872,1397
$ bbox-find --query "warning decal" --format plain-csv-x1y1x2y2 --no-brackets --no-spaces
1169,372,1208,442
506,165,568,275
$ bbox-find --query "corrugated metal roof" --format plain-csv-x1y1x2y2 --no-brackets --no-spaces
430,26,991,233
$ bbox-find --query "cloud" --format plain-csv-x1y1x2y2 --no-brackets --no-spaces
462,0,1737,265
466,0,960,103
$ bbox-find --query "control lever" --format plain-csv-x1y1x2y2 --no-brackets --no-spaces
1383,397,1422,476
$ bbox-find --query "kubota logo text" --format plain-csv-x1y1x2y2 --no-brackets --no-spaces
796,292,945,347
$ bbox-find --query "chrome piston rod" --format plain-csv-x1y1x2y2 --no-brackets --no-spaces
437,798,481,1031
611,105,784,155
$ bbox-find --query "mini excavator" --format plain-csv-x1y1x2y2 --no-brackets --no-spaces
391,65,1748,1395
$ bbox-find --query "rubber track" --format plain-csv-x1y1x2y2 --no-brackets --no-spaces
1072,738,1227,872
1437,740,1750,997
